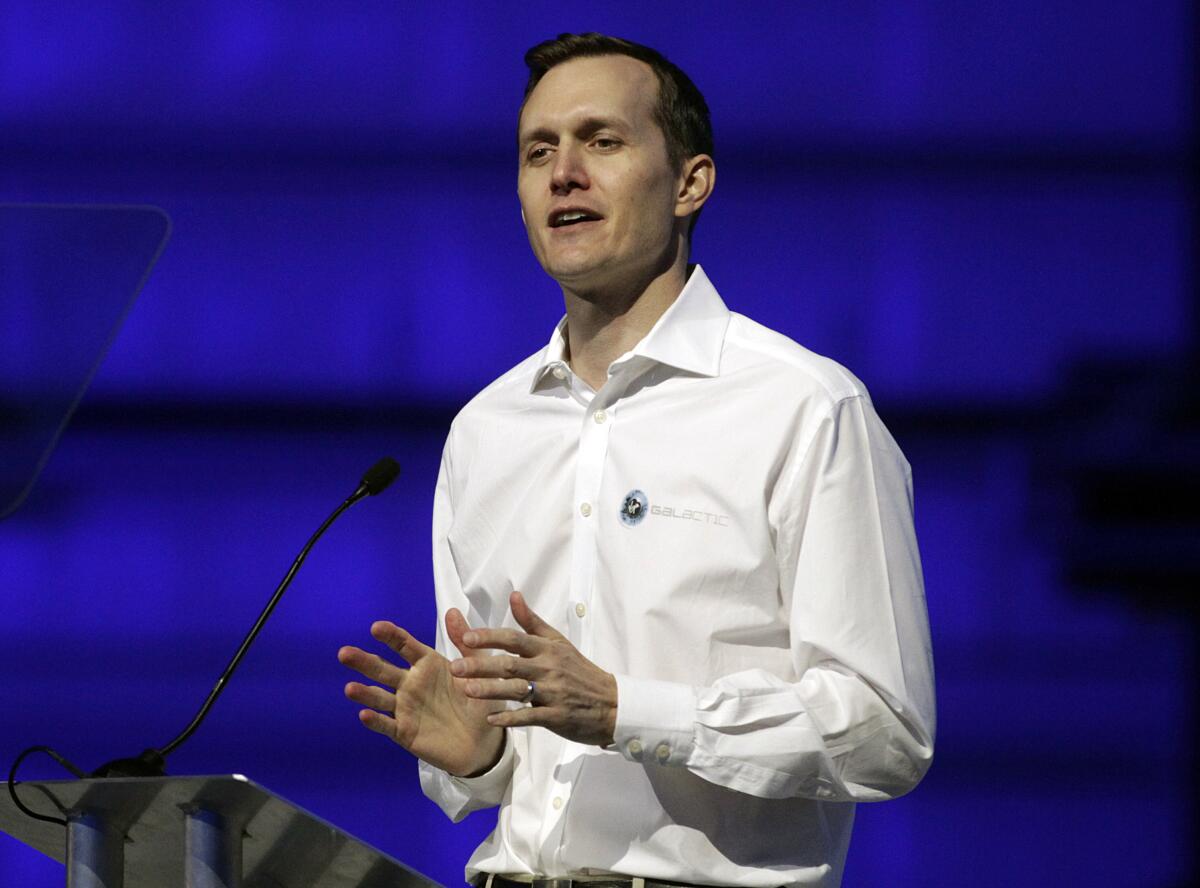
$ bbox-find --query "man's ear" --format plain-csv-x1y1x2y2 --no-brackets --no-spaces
674,154,716,221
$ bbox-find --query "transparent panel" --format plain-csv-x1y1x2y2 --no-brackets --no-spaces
0,204,170,519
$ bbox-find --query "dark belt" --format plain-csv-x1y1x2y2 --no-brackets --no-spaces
475,875,697,888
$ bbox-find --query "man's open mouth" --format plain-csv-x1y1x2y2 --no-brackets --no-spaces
549,209,603,228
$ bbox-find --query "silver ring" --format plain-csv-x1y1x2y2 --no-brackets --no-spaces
521,680,536,704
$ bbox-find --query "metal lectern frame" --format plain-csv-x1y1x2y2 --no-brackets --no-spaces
1,774,442,888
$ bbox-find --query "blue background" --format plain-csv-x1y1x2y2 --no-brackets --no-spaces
1,2,1196,886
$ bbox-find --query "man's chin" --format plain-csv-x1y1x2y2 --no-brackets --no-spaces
541,256,609,288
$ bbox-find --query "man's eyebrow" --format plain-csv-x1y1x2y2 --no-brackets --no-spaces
520,126,559,148
573,116,629,137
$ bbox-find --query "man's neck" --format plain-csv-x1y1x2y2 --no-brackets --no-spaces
560,254,691,391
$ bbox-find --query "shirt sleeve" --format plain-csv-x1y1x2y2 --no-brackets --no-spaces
417,434,516,821
611,395,936,802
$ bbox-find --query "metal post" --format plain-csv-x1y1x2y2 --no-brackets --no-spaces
66,811,124,888
184,805,240,888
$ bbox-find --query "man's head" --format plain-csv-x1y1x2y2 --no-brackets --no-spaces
516,33,715,292
521,34,713,180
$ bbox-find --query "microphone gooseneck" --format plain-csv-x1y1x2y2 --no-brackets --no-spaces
89,456,401,777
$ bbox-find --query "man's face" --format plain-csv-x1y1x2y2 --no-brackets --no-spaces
517,54,683,290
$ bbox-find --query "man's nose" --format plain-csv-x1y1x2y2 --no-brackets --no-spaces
550,143,589,194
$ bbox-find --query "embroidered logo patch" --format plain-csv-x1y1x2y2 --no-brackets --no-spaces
619,489,649,527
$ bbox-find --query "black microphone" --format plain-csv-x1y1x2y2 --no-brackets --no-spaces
91,456,401,777
355,455,401,498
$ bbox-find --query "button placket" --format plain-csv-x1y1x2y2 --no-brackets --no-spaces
556,382,621,865
568,391,615,656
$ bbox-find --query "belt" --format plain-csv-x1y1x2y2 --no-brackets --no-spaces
475,875,697,888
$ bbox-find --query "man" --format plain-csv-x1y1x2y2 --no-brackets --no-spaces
338,33,935,888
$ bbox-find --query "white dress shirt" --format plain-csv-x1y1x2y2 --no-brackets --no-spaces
419,266,935,887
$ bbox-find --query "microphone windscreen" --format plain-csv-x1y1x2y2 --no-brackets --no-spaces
361,456,401,496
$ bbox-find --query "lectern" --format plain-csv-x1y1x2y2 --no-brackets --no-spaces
1,206,442,887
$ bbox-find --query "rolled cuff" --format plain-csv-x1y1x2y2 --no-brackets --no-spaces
420,731,514,821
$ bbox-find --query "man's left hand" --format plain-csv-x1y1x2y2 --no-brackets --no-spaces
450,590,617,747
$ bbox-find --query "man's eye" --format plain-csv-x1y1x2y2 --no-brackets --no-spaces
527,147,550,162
593,138,620,149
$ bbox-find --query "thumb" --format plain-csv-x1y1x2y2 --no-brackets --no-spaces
511,591,564,640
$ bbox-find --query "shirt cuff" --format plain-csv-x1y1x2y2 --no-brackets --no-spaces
447,729,514,797
612,674,696,766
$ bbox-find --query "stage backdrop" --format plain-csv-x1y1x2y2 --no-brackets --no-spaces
2,3,1195,886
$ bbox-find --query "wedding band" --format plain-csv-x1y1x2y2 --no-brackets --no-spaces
521,680,536,704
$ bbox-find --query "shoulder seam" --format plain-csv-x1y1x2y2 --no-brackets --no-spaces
723,314,866,403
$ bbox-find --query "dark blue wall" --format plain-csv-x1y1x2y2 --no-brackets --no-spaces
2,3,1195,886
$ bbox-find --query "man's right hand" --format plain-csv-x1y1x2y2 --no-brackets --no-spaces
337,608,506,778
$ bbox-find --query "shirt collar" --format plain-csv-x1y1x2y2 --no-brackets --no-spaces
530,264,730,392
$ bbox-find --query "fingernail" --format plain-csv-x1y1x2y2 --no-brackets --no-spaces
450,660,466,676
463,631,478,646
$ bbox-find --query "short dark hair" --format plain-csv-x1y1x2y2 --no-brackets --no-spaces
521,32,714,178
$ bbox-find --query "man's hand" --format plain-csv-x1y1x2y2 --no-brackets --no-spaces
337,609,506,778
451,591,618,747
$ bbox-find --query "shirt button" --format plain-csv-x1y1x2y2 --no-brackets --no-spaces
575,602,586,618
552,796,564,810
627,739,643,758
551,365,567,380
579,502,592,517
593,409,607,424
655,743,670,763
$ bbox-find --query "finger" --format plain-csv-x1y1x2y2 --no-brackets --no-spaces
487,705,550,729
344,681,397,714
445,608,477,658
371,621,434,664
510,591,566,641
463,677,535,701
461,626,539,656
357,708,399,738
337,645,406,688
451,653,529,680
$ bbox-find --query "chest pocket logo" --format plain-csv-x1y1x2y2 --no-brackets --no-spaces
619,489,649,527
